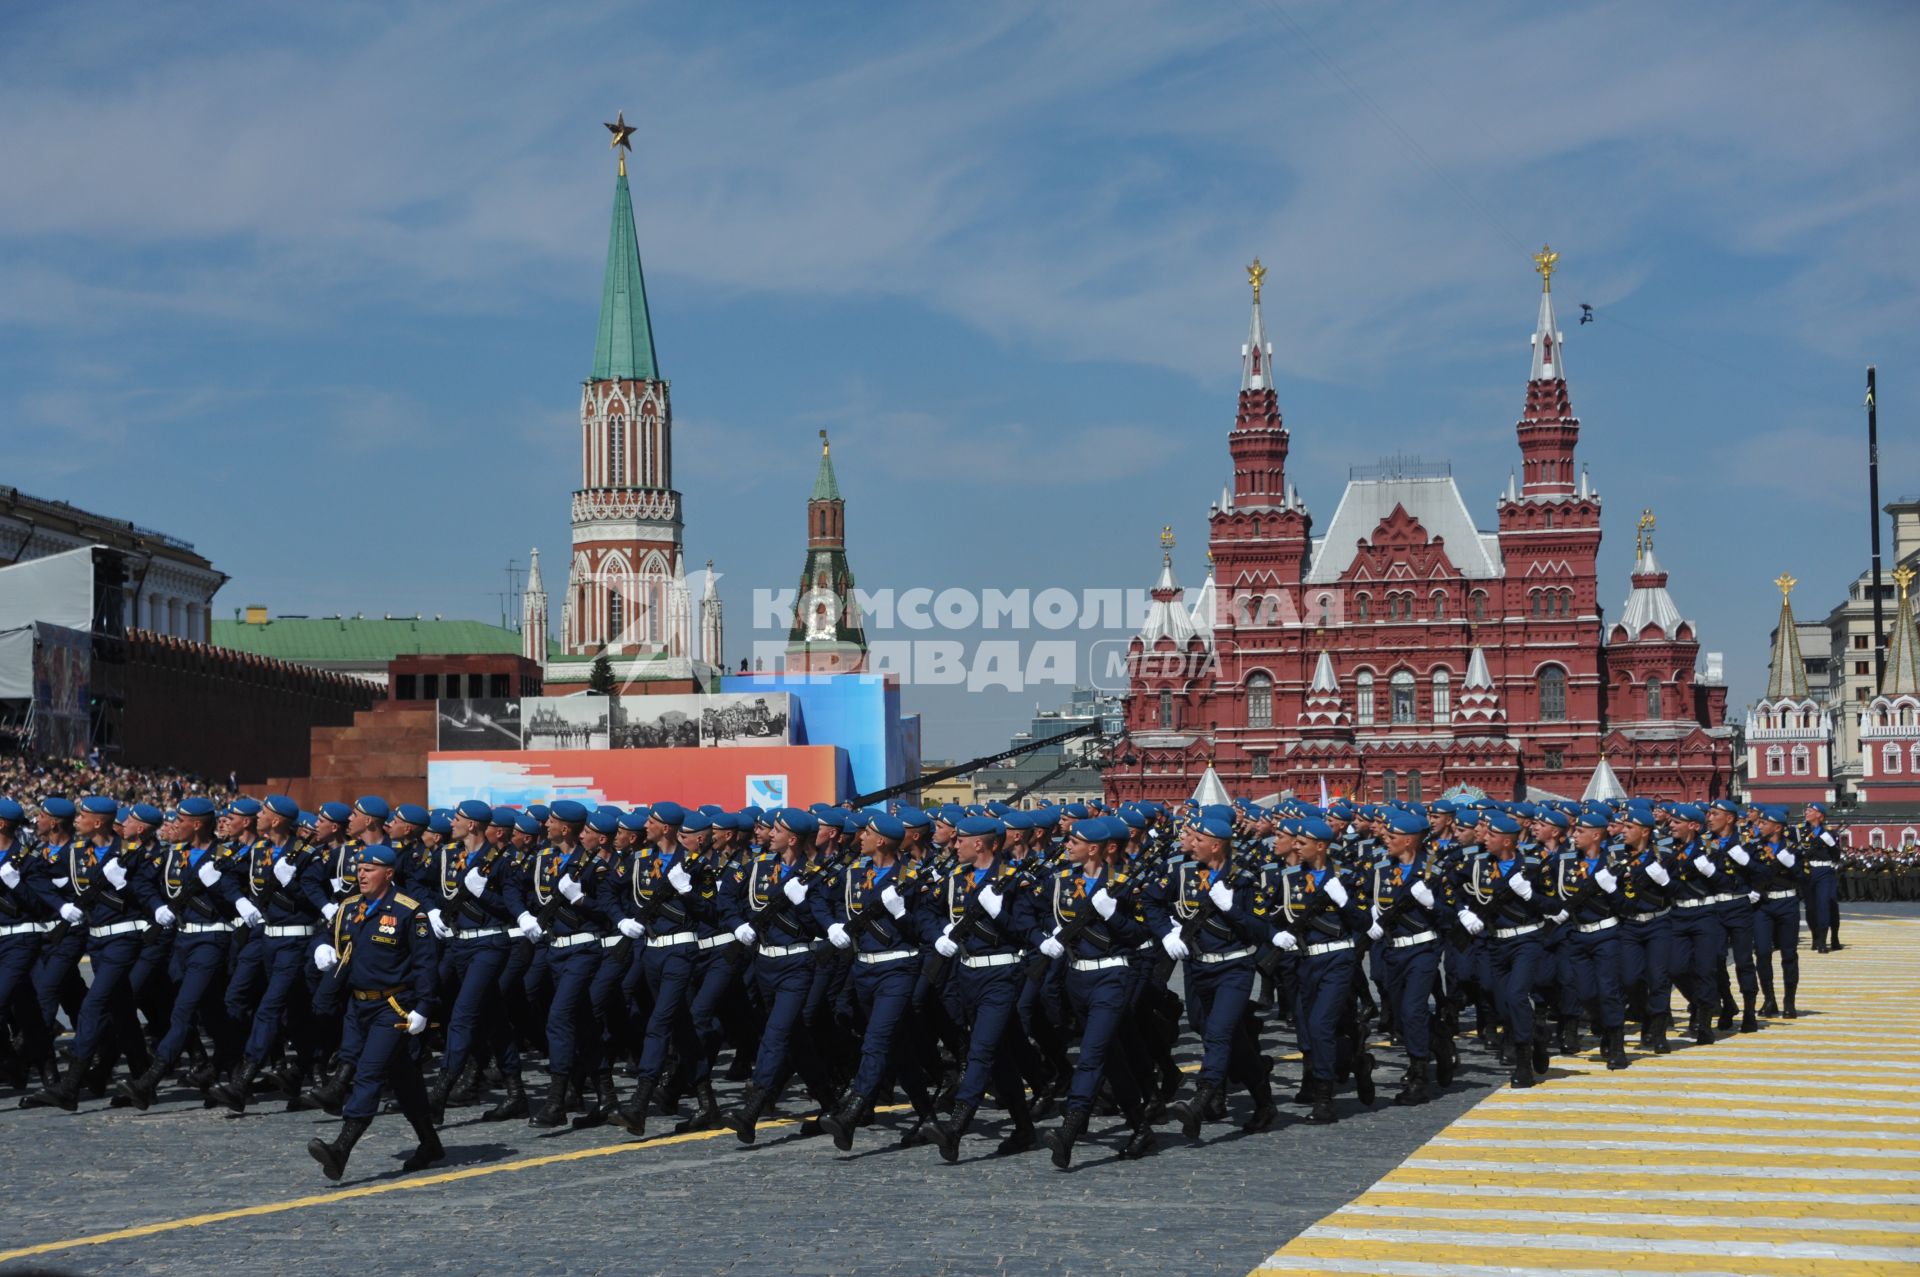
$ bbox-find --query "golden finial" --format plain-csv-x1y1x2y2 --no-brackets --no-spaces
819,428,830,456
1896,564,1915,599
1247,258,1267,303
1532,244,1559,293
1160,525,1175,564
1775,572,1797,602
1636,507,1655,557
605,111,636,178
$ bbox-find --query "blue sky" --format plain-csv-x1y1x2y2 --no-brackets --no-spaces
3,1,1915,757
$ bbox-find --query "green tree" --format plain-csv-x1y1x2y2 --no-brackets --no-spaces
588,654,617,697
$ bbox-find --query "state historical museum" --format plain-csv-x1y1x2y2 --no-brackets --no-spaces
1108,251,1734,806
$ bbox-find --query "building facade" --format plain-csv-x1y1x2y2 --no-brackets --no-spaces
1108,251,1732,805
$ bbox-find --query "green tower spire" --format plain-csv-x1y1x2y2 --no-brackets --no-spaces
591,171,660,382
811,430,842,501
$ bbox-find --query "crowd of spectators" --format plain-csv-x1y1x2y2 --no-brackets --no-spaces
0,731,224,815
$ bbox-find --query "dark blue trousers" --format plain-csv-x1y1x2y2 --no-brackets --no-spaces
1489,934,1543,1048
1718,899,1759,999
544,943,600,1080
1062,962,1131,1110
1297,948,1355,1081
1668,905,1724,1013
439,937,512,1079
748,952,830,1097
1377,939,1439,1060
341,997,430,1123
1564,925,1624,1029
0,935,49,1059
69,934,142,1063
1618,914,1673,1021
636,942,696,1081
241,934,311,1065
153,932,233,1069
1753,895,1800,1005
847,956,920,1100
1186,958,1255,1085
946,963,1023,1109
1805,867,1839,946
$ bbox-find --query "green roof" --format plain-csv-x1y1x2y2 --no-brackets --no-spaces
591,172,660,382
811,440,842,502
211,617,528,664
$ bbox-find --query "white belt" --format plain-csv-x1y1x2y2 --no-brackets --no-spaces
697,934,736,951
179,921,233,934
1199,945,1258,963
552,932,600,949
1304,939,1353,957
455,927,506,940
959,952,1024,968
1627,908,1670,922
1673,897,1714,909
645,930,697,948
88,921,147,938
1494,922,1542,939
1390,930,1438,948
0,921,47,936
856,948,917,965
1576,917,1619,934
1070,956,1130,972
757,942,812,958
1765,889,1799,900
265,925,315,938
1711,893,1740,905
600,934,625,949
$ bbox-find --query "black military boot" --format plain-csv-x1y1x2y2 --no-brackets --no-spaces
1292,1057,1314,1104
401,1112,445,1172
996,1089,1039,1156
1783,991,1799,1019
1559,1018,1582,1056
1434,1032,1457,1086
117,1062,167,1112
1307,1077,1337,1125
306,1062,354,1115
1169,1080,1220,1140
308,1116,371,1181
425,1073,453,1126
208,1059,254,1115
1716,1002,1735,1033
932,1101,976,1164
818,1091,864,1152
1604,1028,1630,1071
1393,1059,1431,1107
528,1076,571,1129
447,1058,482,1106
480,1073,527,1122
573,1071,620,1129
20,1070,79,1112
1649,1013,1672,1055
1043,1108,1089,1170
1243,1064,1279,1133
1740,999,1760,1034
675,1079,722,1133
1510,1049,1537,1089
724,1082,770,1146
1530,1036,1552,1076
1354,1048,1377,1106
610,1076,655,1137
1120,1112,1157,1159
1760,991,1780,1018
897,1099,937,1149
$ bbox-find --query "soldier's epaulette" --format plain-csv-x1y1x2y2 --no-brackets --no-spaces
393,892,419,909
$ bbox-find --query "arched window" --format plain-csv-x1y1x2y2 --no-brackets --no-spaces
1381,770,1398,802
1247,672,1273,728
1356,671,1375,725
1886,743,1904,775
1391,670,1416,724
1869,828,1886,848
1158,691,1174,728
608,590,624,643
1431,591,1447,621
1316,593,1333,626
1911,743,1920,773
1766,745,1785,776
1356,594,1371,622
1790,744,1809,774
1647,679,1662,719
1407,771,1422,802
608,415,626,484
1432,669,1451,722
1539,664,1567,721
1471,591,1488,621
1530,591,1542,617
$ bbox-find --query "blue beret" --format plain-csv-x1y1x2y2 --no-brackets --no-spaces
740,805,766,825
514,811,542,836
587,808,620,835
456,799,494,822
0,798,22,823
1668,803,1704,824
1062,803,1090,820
1429,799,1457,816
681,810,713,834
1116,807,1146,831
263,795,299,820
956,815,1003,838
1485,812,1522,835
354,795,390,821
1537,809,1570,831
223,797,260,818
1383,808,1429,836
1807,801,1828,815
526,803,550,823
178,796,217,818
1706,799,1739,815
899,807,931,829
816,808,848,830
617,808,650,832
127,802,162,825
1575,809,1610,829
1622,808,1657,829
318,801,352,824
1328,802,1355,820
776,808,819,837
649,801,686,826
476,805,508,828
427,813,453,837
1759,804,1790,824
1067,818,1106,843
358,844,398,867
297,810,319,831
868,812,905,841
1195,816,1233,842
549,800,588,824
1299,817,1337,843
79,795,118,816
114,804,129,822
393,803,430,827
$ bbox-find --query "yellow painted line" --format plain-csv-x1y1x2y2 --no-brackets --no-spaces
1442,1125,1920,1151
1408,1143,1920,1170
1356,1190,1918,1221
1459,1112,1920,1135
1320,1208,1920,1249
0,1118,794,1266
1270,1236,1903,1277
1380,1165,1920,1194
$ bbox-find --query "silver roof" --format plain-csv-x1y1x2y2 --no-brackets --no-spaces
1305,473,1502,584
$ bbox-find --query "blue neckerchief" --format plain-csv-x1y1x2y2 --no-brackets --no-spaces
776,860,795,882
971,866,990,887
1309,867,1328,888
873,862,894,884
1583,857,1603,873
188,843,213,870
1497,857,1517,876
1080,865,1103,890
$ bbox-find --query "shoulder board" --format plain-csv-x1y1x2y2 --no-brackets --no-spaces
393,892,419,909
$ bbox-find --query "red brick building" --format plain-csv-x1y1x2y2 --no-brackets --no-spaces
1109,251,1733,805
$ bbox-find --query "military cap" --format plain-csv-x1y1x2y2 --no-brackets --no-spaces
1484,812,1522,835
297,810,319,832
1668,803,1705,824
489,806,518,828
1537,809,1570,830
1706,798,1739,815
358,844,399,867
681,810,713,834
456,799,494,823
587,808,621,835
1622,808,1657,829
817,808,848,830
318,801,353,824
956,814,1003,838
741,805,767,825
354,795,390,821
899,807,932,830
78,795,117,816
1298,817,1337,843
1195,815,1234,842
0,798,23,823
1574,809,1610,829
263,794,300,820
1383,808,1429,835
513,811,542,836
649,801,687,826
1807,801,1828,815
127,802,164,826
526,803,550,823
866,812,905,841
427,812,453,837
228,797,262,817
1758,804,1790,825
179,796,217,819
392,803,430,827
617,808,650,832
776,808,819,837
549,799,589,825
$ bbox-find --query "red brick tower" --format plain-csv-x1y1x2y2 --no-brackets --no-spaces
1744,574,1835,805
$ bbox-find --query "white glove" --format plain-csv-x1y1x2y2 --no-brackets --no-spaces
1549,910,1569,925
880,884,906,918
0,862,20,889
234,898,264,927
59,902,84,924
1646,861,1671,887
427,909,453,940
1507,873,1533,901
1410,880,1435,908
198,861,222,888
1457,908,1485,936
1692,855,1716,878
782,876,808,905
1594,868,1618,894
404,1010,427,1036
102,857,129,890
1728,845,1750,867
1091,887,1117,919
617,918,646,940
1777,850,1797,869
1324,876,1349,907
558,874,584,903
733,923,757,946
827,922,851,949
516,911,543,941
1040,934,1065,960
153,905,176,927
463,866,488,896
1273,930,1299,952
1207,879,1234,910
273,858,296,887
1160,931,1189,961
934,934,959,958
322,902,339,922
667,864,694,894
330,877,349,894
979,884,1004,918
1367,923,1384,942
1748,891,1761,905
313,943,339,972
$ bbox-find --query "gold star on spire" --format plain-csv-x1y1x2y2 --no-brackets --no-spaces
819,428,830,456
1247,258,1267,303
605,111,636,176
1533,244,1559,293
1775,572,1797,602
1896,564,1915,599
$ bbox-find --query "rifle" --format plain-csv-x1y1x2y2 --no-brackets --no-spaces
813,855,925,971
921,860,1039,989
535,844,606,931
730,851,842,971
1151,859,1256,983
1025,867,1146,980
